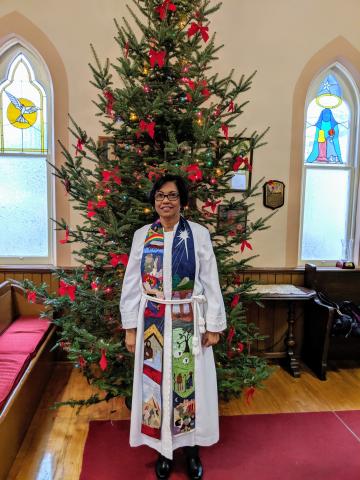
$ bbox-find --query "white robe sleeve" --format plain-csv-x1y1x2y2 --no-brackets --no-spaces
120,228,143,329
198,228,227,333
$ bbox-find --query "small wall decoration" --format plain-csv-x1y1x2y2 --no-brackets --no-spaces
217,205,247,234
263,180,285,209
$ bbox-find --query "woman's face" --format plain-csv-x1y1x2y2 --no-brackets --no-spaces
154,181,181,222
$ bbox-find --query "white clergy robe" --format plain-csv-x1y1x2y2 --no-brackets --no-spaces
120,220,227,460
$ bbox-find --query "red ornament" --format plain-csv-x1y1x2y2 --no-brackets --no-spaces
237,342,244,353
143,84,151,94
27,291,36,303
78,356,86,368
187,22,209,42
228,100,235,112
245,386,256,405
58,280,76,301
221,124,229,140
149,49,166,68
231,294,240,308
75,138,85,156
99,349,108,371
59,227,69,244
104,286,113,295
87,201,96,218
210,178,217,185
104,90,115,117
91,281,99,291
240,240,253,253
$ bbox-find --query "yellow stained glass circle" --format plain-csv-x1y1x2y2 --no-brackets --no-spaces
7,97,38,129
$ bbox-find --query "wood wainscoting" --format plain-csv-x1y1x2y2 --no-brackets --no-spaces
0,267,306,356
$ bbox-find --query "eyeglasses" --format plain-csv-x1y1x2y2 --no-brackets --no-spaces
154,192,180,202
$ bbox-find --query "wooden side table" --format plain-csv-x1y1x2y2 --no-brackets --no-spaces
251,284,316,377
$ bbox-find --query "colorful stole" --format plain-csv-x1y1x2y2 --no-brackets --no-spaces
140,216,196,439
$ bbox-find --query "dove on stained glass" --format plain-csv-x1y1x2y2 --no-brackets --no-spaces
5,91,39,125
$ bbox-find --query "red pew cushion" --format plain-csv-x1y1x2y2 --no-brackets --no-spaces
0,352,30,410
0,316,51,356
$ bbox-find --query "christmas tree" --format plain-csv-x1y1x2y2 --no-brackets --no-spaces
23,0,272,406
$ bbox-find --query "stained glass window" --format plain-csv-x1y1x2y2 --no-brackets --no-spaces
0,48,52,264
300,67,358,264
0,53,47,153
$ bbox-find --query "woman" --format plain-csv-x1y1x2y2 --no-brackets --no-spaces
120,174,226,479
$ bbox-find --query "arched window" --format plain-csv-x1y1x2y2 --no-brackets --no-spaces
0,42,54,265
299,64,359,265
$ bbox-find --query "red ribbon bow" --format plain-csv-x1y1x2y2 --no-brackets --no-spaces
221,124,229,140
149,49,166,68
240,240,253,252
99,349,108,371
185,164,203,182
203,199,221,213
109,253,129,268
96,198,107,208
245,386,256,405
87,201,96,218
139,119,156,139
187,22,209,42
98,227,107,237
58,280,76,301
104,90,115,117
102,167,122,185
27,291,36,303
231,294,240,308
155,0,176,20
75,138,84,156
199,80,211,98
228,100,235,112
233,156,252,172
181,77,196,91
59,227,69,244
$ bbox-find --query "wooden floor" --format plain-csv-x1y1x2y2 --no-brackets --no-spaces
8,360,360,480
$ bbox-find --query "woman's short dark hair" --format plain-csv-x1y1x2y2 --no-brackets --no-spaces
149,174,189,207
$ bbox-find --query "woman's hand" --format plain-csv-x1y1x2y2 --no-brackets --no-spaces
202,331,220,347
125,328,137,353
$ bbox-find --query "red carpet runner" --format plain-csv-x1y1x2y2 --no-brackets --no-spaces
80,411,360,480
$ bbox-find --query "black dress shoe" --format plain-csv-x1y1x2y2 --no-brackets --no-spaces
155,454,173,479
184,447,203,480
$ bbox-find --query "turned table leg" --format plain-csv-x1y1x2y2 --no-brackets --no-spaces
283,301,301,377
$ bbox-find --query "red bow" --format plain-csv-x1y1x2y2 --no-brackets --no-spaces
96,198,107,208
98,227,107,237
102,167,121,185
221,124,229,140
109,253,129,268
185,164,203,182
87,201,96,218
155,0,176,20
231,294,240,308
99,349,108,371
27,291,36,303
148,171,161,182
58,280,76,301
181,77,196,91
245,386,256,405
233,156,252,172
59,227,69,244
237,342,244,353
203,199,221,213
187,22,209,42
227,326,235,344
139,119,156,139
228,100,235,112
240,240,252,252
104,90,115,117
75,138,84,156
149,49,166,68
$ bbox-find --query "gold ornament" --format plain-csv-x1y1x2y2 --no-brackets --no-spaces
129,112,138,121
143,65,149,76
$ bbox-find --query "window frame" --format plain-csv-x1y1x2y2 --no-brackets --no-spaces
0,40,55,266
298,63,360,266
